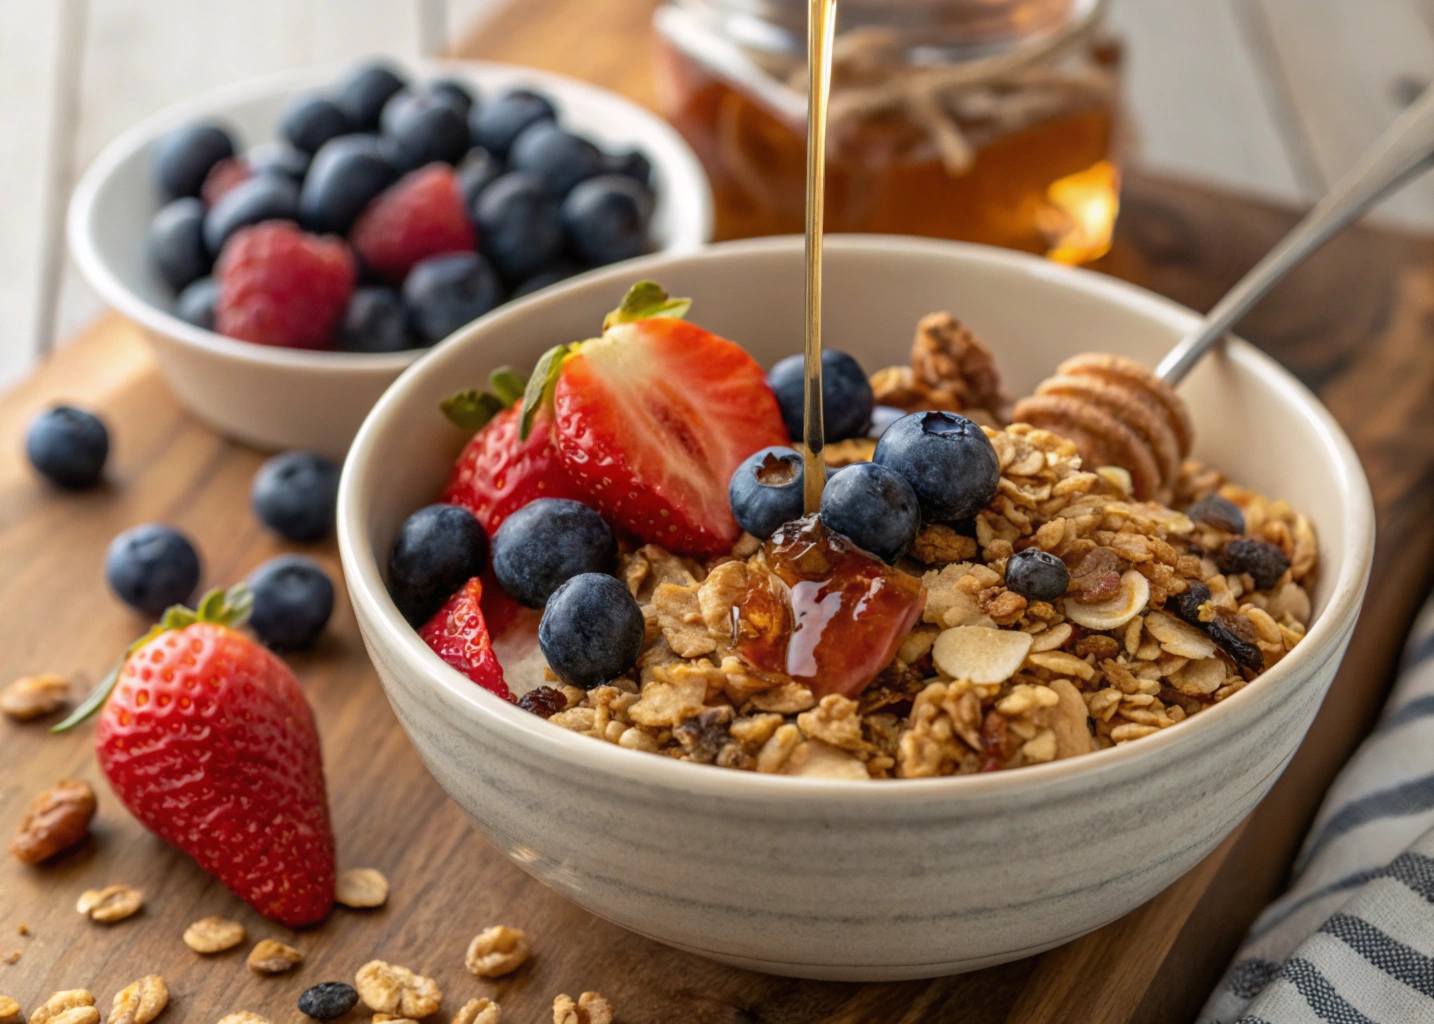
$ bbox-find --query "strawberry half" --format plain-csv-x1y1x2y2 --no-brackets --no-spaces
418,576,510,699
59,587,335,927
521,283,789,556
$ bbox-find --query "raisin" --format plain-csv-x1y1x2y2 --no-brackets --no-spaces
1171,581,1212,627
673,706,734,764
1207,609,1265,672
299,982,359,1020
517,685,567,719
1188,494,1245,534
1220,538,1291,590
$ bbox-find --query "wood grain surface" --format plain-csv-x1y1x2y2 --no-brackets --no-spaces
3,4,1434,1023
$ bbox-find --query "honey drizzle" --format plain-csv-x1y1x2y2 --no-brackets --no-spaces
801,0,839,514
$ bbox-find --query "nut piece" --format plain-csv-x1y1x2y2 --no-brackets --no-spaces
183,916,246,954
30,991,95,1024
335,868,389,909
1062,571,1150,631
10,779,96,864
374,1016,418,1023
0,996,18,1024
932,626,1033,683
354,961,442,1018
246,939,303,974
552,992,612,1024
76,885,142,923
0,673,70,719
216,1015,270,1024
110,975,169,1024
452,999,501,1024
45,1009,100,1024
464,925,530,977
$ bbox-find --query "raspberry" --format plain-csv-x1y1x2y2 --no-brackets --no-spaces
201,157,253,206
216,223,356,349
350,164,476,282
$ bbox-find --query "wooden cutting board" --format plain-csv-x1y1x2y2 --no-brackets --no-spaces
4,3,1434,1022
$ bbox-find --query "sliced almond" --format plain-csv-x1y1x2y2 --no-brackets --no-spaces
1170,657,1226,696
1025,650,1095,680
1029,622,1073,653
779,740,869,780
932,627,1034,684
1143,609,1216,660
1063,571,1149,630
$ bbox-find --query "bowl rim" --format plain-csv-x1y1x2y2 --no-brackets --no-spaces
66,57,715,375
338,233,1375,802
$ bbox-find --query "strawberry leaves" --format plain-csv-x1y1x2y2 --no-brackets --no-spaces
518,343,574,440
442,366,527,433
602,280,691,329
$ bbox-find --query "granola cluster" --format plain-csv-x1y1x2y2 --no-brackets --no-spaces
538,422,1318,778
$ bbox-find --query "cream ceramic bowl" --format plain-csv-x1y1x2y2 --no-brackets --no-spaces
68,61,712,460
337,236,1373,981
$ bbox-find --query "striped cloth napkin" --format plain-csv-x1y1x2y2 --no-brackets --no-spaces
1200,598,1434,1023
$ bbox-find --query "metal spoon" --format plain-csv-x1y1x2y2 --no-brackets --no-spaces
1156,84,1434,384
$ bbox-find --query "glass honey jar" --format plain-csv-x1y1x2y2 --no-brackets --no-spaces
653,0,1123,263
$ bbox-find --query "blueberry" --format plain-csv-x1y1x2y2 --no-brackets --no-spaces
152,121,235,199
608,148,652,186
281,93,352,154
562,175,653,267
469,88,556,157
146,197,210,291
538,573,645,689
247,554,335,652
245,141,311,183
1220,538,1291,591
298,981,359,1021
203,175,300,254
427,78,476,120
511,261,581,298
474,173,565,283
818,461,920,563
728,446,805,540
383,92,470,169
251,450,340,543
26,405,109,490
105,523,201,615
491,498,617,608
456,147,502,208
300,135,400,234
1004,548,1070,602
509,123,607,198
175,277,220,330
872,411,1000,522
768,349,875,444
1188,494,1246,535
387,503,488,626
336,61,408,131
337,286,413,352
403,252,504,345
869,405,905,438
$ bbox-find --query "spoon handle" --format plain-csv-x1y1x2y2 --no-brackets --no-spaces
1156,85,1434,384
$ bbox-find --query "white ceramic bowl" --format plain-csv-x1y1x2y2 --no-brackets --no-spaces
337,236,1373,981
68,60,713,459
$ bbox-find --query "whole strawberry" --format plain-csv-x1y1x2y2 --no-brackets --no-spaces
58,586,335,927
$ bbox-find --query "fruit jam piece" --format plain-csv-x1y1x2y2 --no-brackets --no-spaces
733,515,925,699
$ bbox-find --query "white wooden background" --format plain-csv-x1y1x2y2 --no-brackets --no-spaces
1,0,1432,392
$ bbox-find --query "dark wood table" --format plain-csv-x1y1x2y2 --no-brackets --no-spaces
4,3,1434,1021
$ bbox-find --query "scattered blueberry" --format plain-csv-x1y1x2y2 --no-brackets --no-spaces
202,175,300,254
299,135,400,234
608,148,652,186
728,446,805,541
337,286,413,353
427,78,476,120
1171,580,1212,627
511,261,581,298
337,61,408,131
247,554,335,652
562,175,652,266
538,573,645,689
297,981,360,1021
509,122,607,197
251,450,341,543
1220,538,1291,590
1004,548,1070,602
474,173,565,283
152,122,234,199
818,461,920,563
491,498,617,608
403,252,505,344
384,92,470,169
1188,494,1246,535
280,93,352,154
872,411,1000,522
26,405,109,490
146,197,210,291
387,503,488,626
245,141,311,183
175,277,220,330
456,147,502,208
105,523,201,615
768,349,875,443
469,88,556,157
868,405,905,438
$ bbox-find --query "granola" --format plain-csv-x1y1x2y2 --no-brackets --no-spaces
335,868,390,909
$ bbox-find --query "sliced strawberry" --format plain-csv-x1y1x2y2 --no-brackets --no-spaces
552,314,789,556
419,577,510,700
